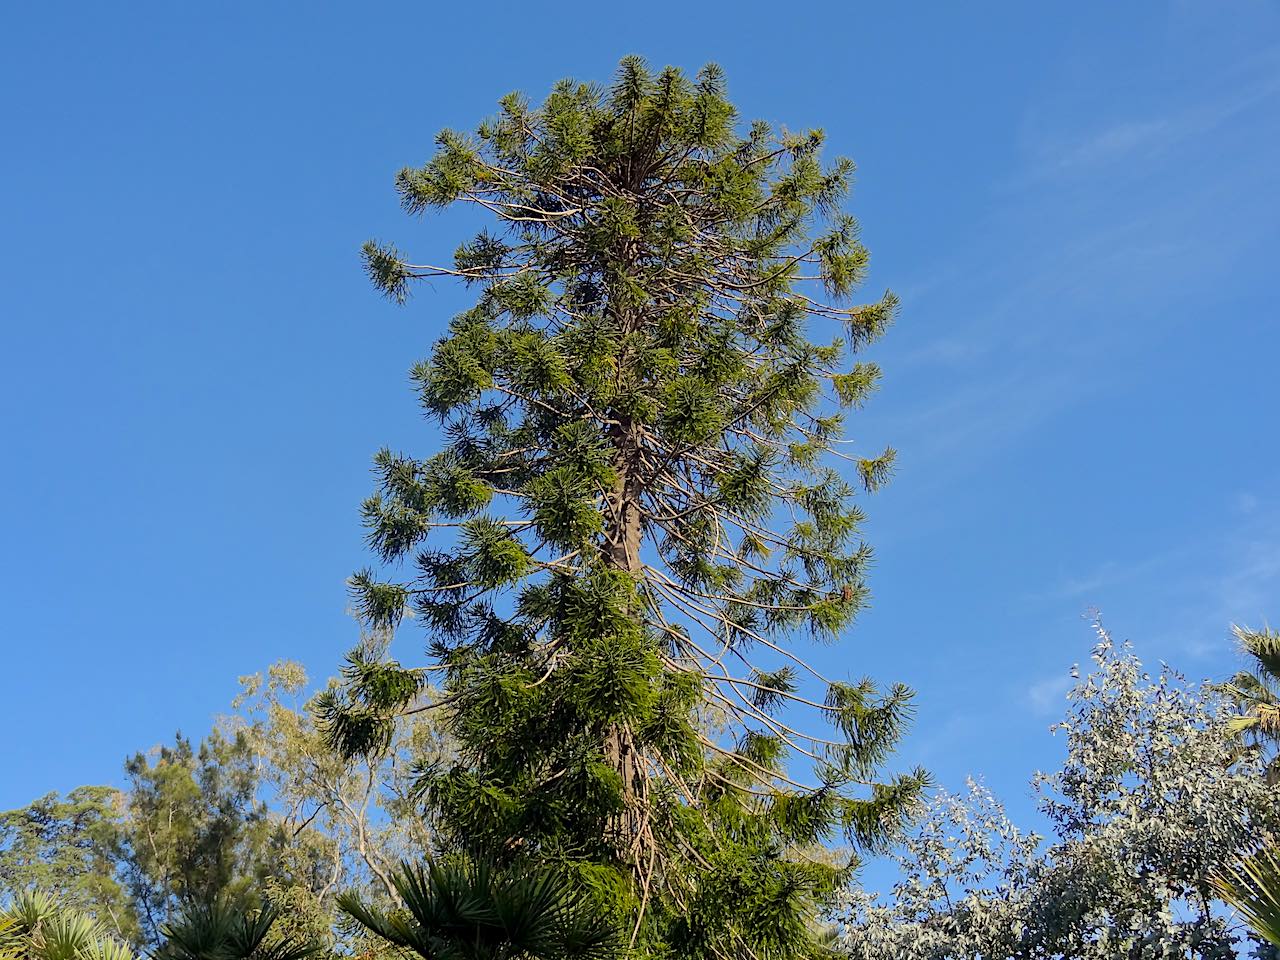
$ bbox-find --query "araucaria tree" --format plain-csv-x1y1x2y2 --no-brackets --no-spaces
322,57,926,960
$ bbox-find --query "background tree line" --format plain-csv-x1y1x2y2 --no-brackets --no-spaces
7,621,1280,958
1,650,447,952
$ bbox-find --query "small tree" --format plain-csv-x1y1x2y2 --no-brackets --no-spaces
120,731,272,945
322,56,924,959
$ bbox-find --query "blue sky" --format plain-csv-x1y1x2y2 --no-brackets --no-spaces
2,2,1277,840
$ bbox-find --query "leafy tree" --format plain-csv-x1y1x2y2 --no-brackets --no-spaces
0,789,135,941
339,859,618,960
322,56,925,959
838,625,1280,959
225,655,453,957
837,780,1038,959
0,732,280,949
2,649,447,954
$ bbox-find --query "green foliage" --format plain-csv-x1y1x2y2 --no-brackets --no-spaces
120,730,274,945
0,788,134,942
1220,623,1280,776
1213,846,1280,949
339,859,619,960
3,646,450,953
328,56,925,960
0,917,17,960
230,654,451,911
1,890,137,960
0,738,280,950
154,899,319,960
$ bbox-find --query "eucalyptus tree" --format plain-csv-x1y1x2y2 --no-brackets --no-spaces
230,657,449,908
839,627,1280,960
320,57,925,960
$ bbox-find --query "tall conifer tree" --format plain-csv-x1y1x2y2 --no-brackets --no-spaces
321,57,925,960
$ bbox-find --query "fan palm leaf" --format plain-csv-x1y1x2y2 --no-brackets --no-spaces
1,918,21,960
0,892,136,960
338,860,618,960
77,940,135,960
156,901,319,960
31,915,100,960
1220,624,1280,781
4,891,62,940
1238,625,1280,681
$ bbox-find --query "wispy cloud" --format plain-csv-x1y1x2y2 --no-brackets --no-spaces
1026,673,1073,715
1027,499,1280,665
1032,546,1201,605
1234,492,1261,516
864,49,1280,505
1211,534,1280,629
1020,48,1280,183
1166,508,1280,660
1047,119,1171,174
908,710,983,766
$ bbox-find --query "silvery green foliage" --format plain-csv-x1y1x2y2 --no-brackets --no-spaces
838,625,1280,959
838,780,1039,959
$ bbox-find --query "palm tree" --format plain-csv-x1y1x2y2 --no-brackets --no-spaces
338,861,618,960
1213,846,1280,948
0,891,135,960
154,900,320,960
1,917,22,960
1221,624,1280,776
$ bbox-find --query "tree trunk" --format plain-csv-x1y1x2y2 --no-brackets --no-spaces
599,411,650,861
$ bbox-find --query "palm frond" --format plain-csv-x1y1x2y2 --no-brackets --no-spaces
0,893,136,960
0,918,21,960
157,900,319,960
78,938,137,960
155,900,236,960
341,860,619,960
1212,845,1280,947
1227,714,1261,734
1236,624,1280,683
33,914,101,960
4,891,63,938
